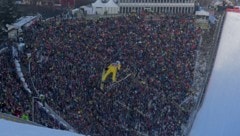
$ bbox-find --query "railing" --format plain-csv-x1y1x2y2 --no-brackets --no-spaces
0,47,8,54
183,11,226,136
197,12,226,113
11,46,77,133
12,46,32,94
36,102,77,132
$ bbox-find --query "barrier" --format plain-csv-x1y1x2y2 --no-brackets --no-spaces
36,102,77,132
183,11,226,136
11,46,77,132
226,7,240,13
12,46,32,94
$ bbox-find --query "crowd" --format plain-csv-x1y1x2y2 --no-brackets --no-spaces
0,13,203,135
0,43,63,129
0,44,31,120
19,14,203,135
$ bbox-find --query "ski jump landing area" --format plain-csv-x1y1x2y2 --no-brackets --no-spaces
190,12,240,136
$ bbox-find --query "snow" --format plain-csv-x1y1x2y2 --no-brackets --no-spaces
190,12,240,136
0,119,84,136
14,16,37,28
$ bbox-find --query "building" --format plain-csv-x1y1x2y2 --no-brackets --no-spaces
118,0,196,14
15,0,76,8
81,0,120,15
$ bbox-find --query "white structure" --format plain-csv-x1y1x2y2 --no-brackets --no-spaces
81,5,94,14
7,15,41,39
81,0,120,15
118,0,195,14
105,0,120,14
195,10,210,29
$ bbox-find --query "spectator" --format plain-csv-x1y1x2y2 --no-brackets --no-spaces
2,13,204,135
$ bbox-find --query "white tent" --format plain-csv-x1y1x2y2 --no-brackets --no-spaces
81,0,119,15
92,0,106,15
81,5,94,14
104,0,119,14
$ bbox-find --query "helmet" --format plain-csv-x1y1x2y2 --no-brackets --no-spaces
116,61,120,65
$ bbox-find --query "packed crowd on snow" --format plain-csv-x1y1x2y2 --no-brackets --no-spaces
0,13,203,135
19,14,203,135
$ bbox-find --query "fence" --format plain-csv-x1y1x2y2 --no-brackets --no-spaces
11,46,77,132
183,11,226,136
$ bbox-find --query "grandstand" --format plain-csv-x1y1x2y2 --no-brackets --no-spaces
0,3,226,136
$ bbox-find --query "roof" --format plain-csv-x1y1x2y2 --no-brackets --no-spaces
14,16,37,28
195,10,210,16
105,0,119,8
92,0,119,8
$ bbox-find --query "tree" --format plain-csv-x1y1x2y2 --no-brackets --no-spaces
0,0,19,41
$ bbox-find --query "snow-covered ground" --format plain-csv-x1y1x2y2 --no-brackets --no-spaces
190,12,240,136
0,119,84,136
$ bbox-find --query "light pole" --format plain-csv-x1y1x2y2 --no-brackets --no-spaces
32,97,39,122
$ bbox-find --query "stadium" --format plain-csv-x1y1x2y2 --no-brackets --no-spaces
1,0,240,136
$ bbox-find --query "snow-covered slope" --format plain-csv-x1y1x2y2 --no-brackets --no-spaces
0,119,84,136
190,12,240,136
